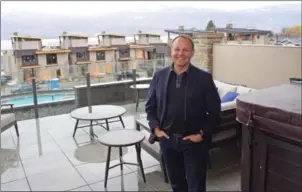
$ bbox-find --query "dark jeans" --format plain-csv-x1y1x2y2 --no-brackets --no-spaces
158,133,209,192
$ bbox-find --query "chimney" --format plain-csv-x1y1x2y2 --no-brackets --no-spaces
102,31,106,34
226,24,233,29
138,30,142,33
62,31,67,35
179,25,184,31
13,32,18,36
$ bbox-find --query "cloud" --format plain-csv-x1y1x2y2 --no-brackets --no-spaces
1,1,301,16
134,16,145,20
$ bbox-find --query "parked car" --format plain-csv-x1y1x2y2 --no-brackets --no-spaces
114,71,139,81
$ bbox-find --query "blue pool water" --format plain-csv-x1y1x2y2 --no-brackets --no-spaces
4,93,75,107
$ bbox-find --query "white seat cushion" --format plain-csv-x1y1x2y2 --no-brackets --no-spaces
1,113,16,129
216,82,238,99
236,86,251,95
221,101,236,111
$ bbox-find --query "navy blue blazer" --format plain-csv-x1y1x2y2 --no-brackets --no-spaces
145,64,221,144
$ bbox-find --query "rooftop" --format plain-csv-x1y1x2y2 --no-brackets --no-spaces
10,35,42,40
164,28,206,36
98,33,126,38
59,34,88,38
211,27,271,35
1,102,240,191
135,33,161,37
164,25,271,36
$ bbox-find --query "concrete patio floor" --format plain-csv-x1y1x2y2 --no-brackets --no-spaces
1,103,241,191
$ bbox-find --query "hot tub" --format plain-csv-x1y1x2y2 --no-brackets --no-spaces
236,81,302,192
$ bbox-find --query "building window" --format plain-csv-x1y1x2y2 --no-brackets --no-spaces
76,52,87,60
119,49,130,58
46,54,57,65
22,55,36,63
96,51,106,61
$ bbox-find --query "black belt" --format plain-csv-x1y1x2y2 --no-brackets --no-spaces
169,132,191,137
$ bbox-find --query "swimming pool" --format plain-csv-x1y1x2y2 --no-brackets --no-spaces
3,93,75,107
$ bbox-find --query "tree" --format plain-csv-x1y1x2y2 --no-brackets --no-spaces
205,20,216,31
268,31,274,37
285,25,302,37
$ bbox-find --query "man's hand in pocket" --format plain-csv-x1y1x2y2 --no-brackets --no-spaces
154,127,170,139
183,133,203,143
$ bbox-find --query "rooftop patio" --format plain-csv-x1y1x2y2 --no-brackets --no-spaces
2,36,300,191
1,102,241,191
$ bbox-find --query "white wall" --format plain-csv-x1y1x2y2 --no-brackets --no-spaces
71,39,88,47
213,44,302,89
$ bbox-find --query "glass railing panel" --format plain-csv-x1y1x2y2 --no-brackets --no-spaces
1,68,35,107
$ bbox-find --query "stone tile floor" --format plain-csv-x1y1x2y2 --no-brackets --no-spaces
1,103,241,191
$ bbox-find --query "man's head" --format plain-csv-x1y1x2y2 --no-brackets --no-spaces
171,35,195,67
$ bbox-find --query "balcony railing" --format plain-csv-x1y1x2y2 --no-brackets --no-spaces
1,58,172,97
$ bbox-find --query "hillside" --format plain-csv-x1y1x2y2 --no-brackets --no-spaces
1,3,301,40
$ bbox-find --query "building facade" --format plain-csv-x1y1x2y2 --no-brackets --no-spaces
2,31,169,83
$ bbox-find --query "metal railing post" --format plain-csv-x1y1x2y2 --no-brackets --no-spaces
86,72,92,113
132,68,137,86
132,60,137,103
31,68,39,118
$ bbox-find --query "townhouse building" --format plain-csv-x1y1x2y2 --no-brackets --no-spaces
2,31,169,83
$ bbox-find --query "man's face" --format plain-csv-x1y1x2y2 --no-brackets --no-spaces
171,37,194,67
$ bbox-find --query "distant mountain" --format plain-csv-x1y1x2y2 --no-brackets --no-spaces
1,3,301,40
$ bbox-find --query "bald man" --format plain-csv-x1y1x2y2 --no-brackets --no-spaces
145,35,221,192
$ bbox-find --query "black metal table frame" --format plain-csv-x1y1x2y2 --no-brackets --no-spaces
134,89,147,112
72,116,125,137
103,143,146,188
130,85,149,112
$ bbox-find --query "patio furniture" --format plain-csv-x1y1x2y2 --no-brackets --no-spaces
130,84,150,111
98,129,146,188
236,82,302,192
1,104,19,137
70,105,126,137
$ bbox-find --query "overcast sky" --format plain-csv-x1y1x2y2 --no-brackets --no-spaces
2,1,301,16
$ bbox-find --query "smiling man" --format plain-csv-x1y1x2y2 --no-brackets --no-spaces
145,35,221,192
